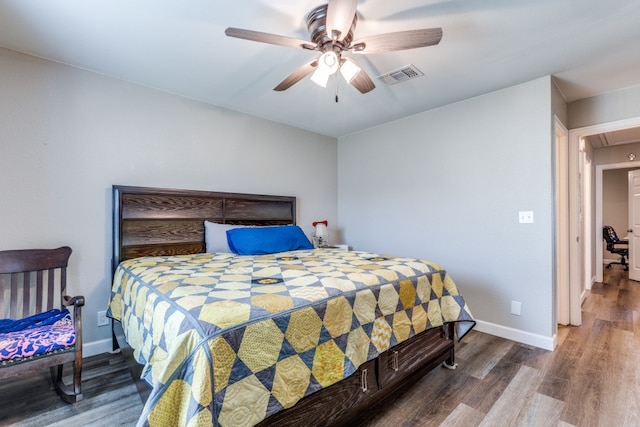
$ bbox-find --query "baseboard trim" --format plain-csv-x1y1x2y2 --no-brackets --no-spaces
473,320,556,351
83,338,113,358
580,289,589,305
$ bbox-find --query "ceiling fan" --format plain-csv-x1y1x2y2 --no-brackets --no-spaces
225,0,443,95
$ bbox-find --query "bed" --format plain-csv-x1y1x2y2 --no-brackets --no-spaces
108,185,475,427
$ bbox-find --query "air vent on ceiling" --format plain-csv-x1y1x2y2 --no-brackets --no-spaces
377,64,424,85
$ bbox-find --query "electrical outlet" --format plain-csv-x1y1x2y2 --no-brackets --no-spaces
518,211,534,223
97,310,110,327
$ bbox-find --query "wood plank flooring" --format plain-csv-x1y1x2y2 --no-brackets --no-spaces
1,266,638,426
0,350,143,426
362,265,640,427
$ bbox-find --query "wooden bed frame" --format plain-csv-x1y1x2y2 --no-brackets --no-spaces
111,185,456,426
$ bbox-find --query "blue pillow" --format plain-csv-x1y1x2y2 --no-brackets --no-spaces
226,225,313,255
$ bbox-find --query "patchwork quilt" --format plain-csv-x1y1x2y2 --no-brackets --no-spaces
108,249,475,427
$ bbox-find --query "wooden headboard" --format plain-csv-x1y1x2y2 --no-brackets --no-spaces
112,185,296,270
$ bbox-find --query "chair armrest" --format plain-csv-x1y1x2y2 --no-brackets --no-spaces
63,295,86,307
63,295,83,341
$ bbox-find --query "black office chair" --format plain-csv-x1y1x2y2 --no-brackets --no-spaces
603,225,629,271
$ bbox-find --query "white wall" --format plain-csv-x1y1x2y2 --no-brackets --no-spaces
0,47,338,355
551,78,568,126
338,77,555,347
594,141,640,165
568,83,640,129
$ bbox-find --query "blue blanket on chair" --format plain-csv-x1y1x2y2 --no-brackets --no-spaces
0,309,70,333
0,309,76,363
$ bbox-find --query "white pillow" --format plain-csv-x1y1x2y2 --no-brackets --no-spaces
204,221,252,253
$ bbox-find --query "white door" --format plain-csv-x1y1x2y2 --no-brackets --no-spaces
628,169,640,281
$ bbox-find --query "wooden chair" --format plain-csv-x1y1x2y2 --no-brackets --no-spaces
0,247,84,403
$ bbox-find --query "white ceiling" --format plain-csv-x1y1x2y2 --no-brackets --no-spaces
1,0,640,138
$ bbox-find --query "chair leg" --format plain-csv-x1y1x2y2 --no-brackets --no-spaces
50,360,83,403
49,365,62,389
72,352,83,399
606,256,629,271
622,256,629,271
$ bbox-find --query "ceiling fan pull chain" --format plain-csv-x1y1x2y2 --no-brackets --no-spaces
335,73,339,103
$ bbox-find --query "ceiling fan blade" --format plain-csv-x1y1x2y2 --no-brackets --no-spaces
326,0,358,41
274,60,319,91
351,28,443,54
225,27,316,50
350,67,375,94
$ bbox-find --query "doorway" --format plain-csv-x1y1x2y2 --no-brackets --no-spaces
596,164,640,283
568,116,640,326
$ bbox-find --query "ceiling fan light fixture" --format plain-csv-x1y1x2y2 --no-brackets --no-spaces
310,68,331,88
311,51,340,88
319,51,339,75
340,60,361,83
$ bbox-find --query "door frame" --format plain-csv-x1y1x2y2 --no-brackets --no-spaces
568,116,640,325
555,118,570,326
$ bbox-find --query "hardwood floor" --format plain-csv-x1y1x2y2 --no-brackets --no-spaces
1,266,638,426
362,265,640,427
0,350,143,426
